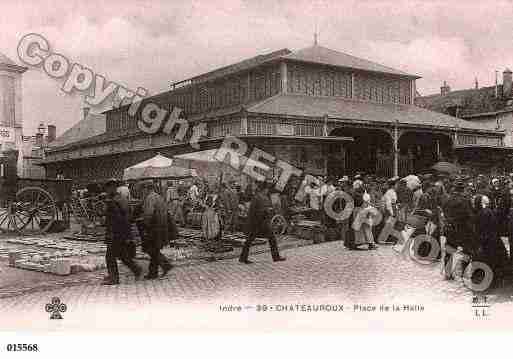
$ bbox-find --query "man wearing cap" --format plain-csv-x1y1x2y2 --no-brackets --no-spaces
103,178,142,285
239,180,285,264
139,180,173,279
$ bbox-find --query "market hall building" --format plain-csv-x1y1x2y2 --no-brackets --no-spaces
41,44,506,186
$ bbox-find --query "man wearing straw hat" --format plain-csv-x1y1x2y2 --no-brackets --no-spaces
138,179,173,279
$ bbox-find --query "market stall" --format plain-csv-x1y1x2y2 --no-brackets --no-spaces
124,153,198,186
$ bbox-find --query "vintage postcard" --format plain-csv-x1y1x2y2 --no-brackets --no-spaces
1,1,513,347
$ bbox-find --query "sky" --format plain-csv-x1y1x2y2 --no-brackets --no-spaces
2,0,513,136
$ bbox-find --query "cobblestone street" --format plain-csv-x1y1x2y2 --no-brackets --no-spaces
0,226,311,298
2,241,512,331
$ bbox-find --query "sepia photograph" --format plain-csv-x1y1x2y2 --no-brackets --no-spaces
1,0,513,355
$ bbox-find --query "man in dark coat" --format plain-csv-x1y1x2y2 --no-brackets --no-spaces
473,195,508,271
239,181,285,264
103,178,142,285
489,178,510,238
139,180,173,279
442,181,477,255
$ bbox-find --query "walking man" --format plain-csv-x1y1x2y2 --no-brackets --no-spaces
139,180,173,279
103,178,142,285
239,181,286,264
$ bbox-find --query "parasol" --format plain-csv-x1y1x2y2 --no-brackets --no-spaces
123,153,198,180
431,161,461,175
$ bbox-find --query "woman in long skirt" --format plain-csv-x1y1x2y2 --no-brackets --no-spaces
352,190,379,250
201,191,223,260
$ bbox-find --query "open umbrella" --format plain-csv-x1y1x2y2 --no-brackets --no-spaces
431,161,461,175
123,153,198,180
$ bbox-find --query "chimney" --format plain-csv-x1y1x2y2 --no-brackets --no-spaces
83,107,90,121
503,68,512,98
47,125,56,143
495,70,499,97
440,81,450,96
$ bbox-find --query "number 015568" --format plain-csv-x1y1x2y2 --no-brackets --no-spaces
6,344,39,352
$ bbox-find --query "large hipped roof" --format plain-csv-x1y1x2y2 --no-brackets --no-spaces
247,94,500,132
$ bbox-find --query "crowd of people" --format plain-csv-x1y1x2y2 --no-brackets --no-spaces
302,172,513,277
94,169,513,285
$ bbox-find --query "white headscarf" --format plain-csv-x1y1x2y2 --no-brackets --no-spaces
481,195,490,208
353,180,363,189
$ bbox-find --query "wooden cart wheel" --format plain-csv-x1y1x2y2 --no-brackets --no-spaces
15,186,57,234
0,202,26,233
270,214,288,236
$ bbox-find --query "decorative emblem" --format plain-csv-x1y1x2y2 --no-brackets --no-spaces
45,297,67,320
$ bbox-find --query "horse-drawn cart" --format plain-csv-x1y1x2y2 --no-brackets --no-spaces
0,150,73,234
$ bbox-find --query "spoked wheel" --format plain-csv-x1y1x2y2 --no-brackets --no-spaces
15,187,57,234
0,202,27,233
270,214,288,236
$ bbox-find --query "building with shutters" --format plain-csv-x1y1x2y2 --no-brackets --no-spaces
416,71,513,171
40,43,507,185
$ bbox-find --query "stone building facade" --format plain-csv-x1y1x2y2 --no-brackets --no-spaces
0,53,26,170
